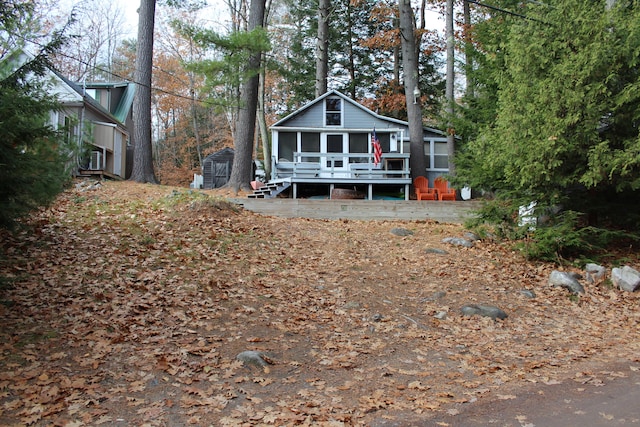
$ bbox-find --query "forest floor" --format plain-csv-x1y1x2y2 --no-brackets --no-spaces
0,180,639,426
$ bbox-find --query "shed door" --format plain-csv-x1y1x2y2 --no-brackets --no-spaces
213,161,231,188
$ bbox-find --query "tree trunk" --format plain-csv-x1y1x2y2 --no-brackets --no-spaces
130,0,158,184
258,66,271,179
346,2,356,99
315,0,330,97
398,0,426,181
226,0,266,193
446,0,456,175
463,0,474,99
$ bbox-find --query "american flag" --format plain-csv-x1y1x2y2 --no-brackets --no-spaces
372,128,382,167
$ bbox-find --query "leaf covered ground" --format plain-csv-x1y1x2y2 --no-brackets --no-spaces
1,181,639,426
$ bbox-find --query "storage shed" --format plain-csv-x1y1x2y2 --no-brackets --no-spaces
202,147,234,189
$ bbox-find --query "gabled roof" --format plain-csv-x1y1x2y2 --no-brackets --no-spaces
271,90,404,128
203,147,234,162
53,72,125,126
82,81,136,123
271,90,447,136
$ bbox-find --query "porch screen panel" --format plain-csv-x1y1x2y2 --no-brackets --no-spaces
377,133,391,153
349,133,368,163
278,132,296,161
301,133,320,162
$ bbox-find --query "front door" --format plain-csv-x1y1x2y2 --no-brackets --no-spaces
322,134,348,175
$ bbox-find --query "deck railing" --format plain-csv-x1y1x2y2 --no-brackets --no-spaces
272,152,410,181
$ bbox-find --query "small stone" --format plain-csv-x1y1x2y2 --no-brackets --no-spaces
236,351,273,370
425,248,448,255
372,313,383,322
442,237,474,248
549,270,585,294
434,311,447,320
460,304,507,320
431,291,447,300
519,289,536,298
391,228,413,236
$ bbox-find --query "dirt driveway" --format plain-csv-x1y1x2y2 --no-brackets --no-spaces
1,181,639,426
422,361,640,426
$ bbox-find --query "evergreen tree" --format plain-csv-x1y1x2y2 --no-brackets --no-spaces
456,0,640,258
0,1,72,228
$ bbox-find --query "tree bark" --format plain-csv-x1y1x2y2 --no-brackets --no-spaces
463,0,474,99
398,0,426,181
226,0,266,193
129,0,158,183
315,0,330,97
258,66,271,179
446,0,456,175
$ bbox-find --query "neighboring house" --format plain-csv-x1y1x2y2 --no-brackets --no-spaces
266,90,450,200
2,51,132,179
51,77,135,179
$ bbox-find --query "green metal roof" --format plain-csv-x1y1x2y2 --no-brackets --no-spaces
113,83,135,123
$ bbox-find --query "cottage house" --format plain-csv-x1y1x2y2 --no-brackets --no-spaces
258,90,450,200
2,51,132,179
56,78,135,179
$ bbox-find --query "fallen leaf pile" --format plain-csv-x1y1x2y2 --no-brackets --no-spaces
0,181,639,426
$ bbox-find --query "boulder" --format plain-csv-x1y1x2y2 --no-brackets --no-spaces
460,304,507,320
611,266,640,292
549,270,585,294
584,263,606,283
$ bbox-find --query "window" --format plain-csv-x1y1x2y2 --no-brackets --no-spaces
348,133,368,163
424,140,449,170
325,98,342,126
434,142,449,169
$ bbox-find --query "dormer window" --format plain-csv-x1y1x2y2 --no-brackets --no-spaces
325,97,342,126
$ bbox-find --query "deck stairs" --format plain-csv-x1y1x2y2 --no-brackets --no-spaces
248,179,291,199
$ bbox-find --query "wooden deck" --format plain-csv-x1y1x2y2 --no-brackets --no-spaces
231,198,481,223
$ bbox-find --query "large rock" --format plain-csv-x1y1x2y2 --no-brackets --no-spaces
549,270,585,294
611,266,640,292
584,263,606,284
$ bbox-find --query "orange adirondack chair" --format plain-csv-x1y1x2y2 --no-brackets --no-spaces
413,176,437,200
434,176,456,201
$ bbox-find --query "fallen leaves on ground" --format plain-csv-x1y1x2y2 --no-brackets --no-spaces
0,181,639,426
